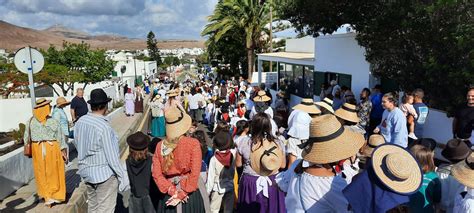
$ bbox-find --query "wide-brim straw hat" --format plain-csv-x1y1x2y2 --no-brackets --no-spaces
55,97,70,107
301,114,365,164
315,98,334,114
250,139,283,176
167,90,179,97
371,144,422,194
451,154,474,188
34,98,52,109
335,103,359,123
363,134,386,157
253,90,271,102
153,94,162,101
165,106,192,140
293,98,321,115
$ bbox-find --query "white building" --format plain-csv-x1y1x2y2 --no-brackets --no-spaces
110,51,157,88
257,29,379,107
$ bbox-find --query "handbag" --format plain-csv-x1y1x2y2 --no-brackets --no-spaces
23,118,33,158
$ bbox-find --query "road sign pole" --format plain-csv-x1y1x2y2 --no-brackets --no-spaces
27,47,36,110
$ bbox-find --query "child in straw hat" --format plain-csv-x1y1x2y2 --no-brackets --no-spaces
285,114,365,212
408,145,441,213
236,112,286,213
343,144,423,213
452,154,474,213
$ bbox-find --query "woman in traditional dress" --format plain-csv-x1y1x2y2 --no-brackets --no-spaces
135,85,144,113
125,88,135,116
24,98,67,207
236,112,286,213
150,94,166,137
152,106,209,212
164,89,185,113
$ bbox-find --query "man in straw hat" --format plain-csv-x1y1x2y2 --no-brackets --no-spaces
152,106,209,212
451,153,474,213
315,97,335,115
374,92,408,147
75,89,129,212
284,114,365,212
343,144,423,212
24,98,68,207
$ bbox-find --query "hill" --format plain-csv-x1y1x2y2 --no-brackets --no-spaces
0,20,205,51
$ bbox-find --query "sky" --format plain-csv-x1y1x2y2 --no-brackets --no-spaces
0,0,219,40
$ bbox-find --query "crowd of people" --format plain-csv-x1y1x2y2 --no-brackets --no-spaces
22,74,473,213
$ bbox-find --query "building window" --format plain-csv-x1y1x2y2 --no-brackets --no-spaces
304,66,314,98
277,62,315,98
314,71,352,98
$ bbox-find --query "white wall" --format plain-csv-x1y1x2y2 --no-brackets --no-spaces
0,85,117,132
113,60,157,88
315,33,371,102
286,37,315,53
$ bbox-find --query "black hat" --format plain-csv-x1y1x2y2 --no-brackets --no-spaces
127,132,150,150
414,138,437,151
87,89,112,105
442,139,472,163
213,131,232,151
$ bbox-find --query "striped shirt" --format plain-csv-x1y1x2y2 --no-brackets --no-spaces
74,113,129,189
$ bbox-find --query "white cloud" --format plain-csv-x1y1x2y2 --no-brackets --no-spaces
0,0,218,39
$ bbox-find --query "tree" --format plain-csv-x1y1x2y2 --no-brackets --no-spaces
202,0,273,79
40,42,115,96
147,31,162,66
277,0,474,114
0,63,29,98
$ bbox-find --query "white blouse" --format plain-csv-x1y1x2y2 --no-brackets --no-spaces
285,172,351,213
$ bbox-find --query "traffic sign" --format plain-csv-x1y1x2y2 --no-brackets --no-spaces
14,47,44,74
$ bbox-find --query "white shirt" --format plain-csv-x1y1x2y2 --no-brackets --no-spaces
437,164,466,212
286,172,350,213
188,93,206,110
250,106,274,120
454,188,474,213
206,149,236,194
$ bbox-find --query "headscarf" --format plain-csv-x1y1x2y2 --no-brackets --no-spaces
127,88,132,93
33,104,51,124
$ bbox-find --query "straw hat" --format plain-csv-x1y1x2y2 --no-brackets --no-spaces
371,144,422,194
292,99,321,115
253,90,271,102
165,106,192,140
335,103,359,123
152,94,162,102
301,114,365,164
55,97,70,107
451,154,474,188
315,98,334,114
167,89,179,97
34,98,51,109
362,134,385,157
250,139,283,176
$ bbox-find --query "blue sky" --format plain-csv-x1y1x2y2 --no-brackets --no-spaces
0,0,219,39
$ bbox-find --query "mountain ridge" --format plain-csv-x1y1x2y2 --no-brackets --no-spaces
0,20,205,51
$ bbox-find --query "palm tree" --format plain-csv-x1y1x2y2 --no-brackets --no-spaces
202,0,272,79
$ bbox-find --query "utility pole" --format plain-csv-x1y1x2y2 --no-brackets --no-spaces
134,58,138,86
269,0,273,73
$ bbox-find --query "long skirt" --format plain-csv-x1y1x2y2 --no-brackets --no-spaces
155,190,206,213
125,100,135,115
135,98,144,113
151,116,166,137
31,141,66,201
237,174,286,213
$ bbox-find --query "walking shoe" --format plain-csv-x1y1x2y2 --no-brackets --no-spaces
408,133,418,140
